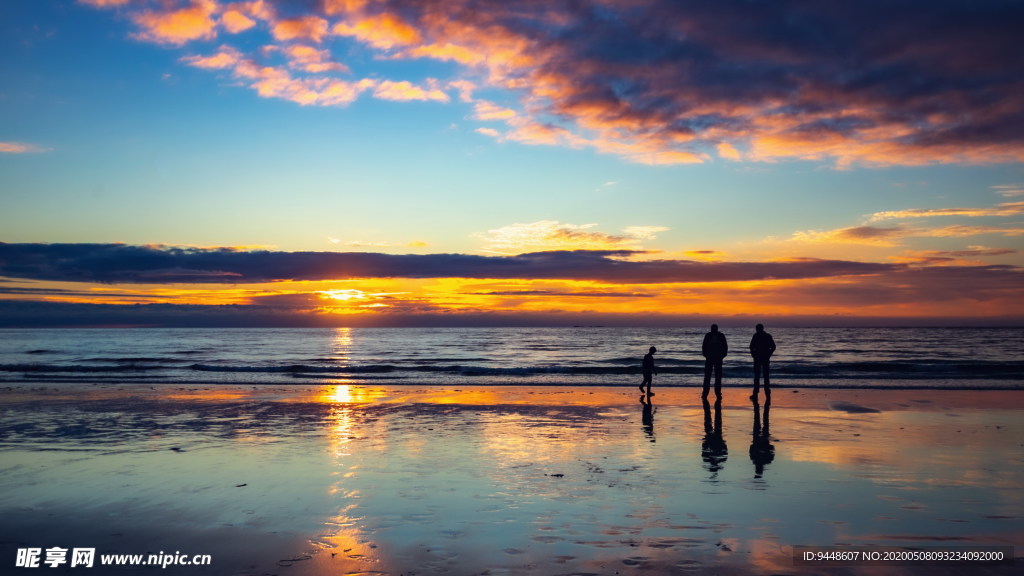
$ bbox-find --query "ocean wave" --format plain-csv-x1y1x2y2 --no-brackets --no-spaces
0,363,170,373
3,358,1022,380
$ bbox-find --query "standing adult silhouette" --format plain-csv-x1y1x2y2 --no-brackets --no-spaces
701,324,728,399
749,324,777,401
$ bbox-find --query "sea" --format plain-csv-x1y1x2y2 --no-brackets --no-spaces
1,326,1022,389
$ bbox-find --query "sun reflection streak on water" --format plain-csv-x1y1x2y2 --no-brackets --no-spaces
310,380,393,574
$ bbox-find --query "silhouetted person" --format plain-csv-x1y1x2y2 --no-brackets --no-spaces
749,323,776,400
640,346,657,395
749,398,774,478
702,324,728,398
702,397,728,476
640,393,655,442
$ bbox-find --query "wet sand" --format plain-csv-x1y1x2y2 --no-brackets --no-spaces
1,384,1021,574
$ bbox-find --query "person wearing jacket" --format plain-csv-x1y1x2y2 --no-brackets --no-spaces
749,323,777,400
702,324,728,399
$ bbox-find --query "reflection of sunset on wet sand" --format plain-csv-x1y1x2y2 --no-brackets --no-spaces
1,385,1019,574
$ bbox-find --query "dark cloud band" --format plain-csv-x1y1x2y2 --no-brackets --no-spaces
0,243,896,284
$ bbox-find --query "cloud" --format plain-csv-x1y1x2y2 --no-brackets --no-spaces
621,226,669,241
923,225,1024,238
280,45,348,74
0,242,902,285
182,44,241,69
373,80,449,103
465,290,654,299
993,185,1024,198
717,142,742,161
220,8,256,33
790,226,909,247
182,47,375,106
789,196,1024,247
868,202,1024,222
271,16,329,43
0,142,49,154
473,101,516,121
683,250,725,261
474,221,666,253
892,247,1018,265
332,11,421,50
82,1,1024,166
132,0,218,45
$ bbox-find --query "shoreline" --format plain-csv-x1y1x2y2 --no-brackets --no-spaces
1,385,1021,575
2,381,1024,409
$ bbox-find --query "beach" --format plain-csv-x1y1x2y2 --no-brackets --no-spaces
1,383,1020,575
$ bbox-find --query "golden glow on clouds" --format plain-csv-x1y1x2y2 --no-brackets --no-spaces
867,201,1024,222
473,220,668,254
332,12,421,50
78,0,1024,167
373,80,449,103
271,16,329,43
280,45,348,74
132,0,218,45
220,9,255,33
781,196,1024,251
4,267,1023,320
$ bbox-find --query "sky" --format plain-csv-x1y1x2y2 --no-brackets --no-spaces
1,0,1023,327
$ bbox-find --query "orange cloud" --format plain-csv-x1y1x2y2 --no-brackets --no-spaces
867,202,1024,222
182,45,242,69
717,142,742,160
333,12,421,50
403,42,485,66
373,80,449,103
271,16,329,43
3,243,1022,323
227,0,274,23
473,101,516,121
281,45,348,74
748,128,1024,169
790,226,909,247
132,0,218,45
924,225,1024,238
322,0,369,16
683,250,726,262
184,47,371,106
220,9,256,34
787,221,1024,250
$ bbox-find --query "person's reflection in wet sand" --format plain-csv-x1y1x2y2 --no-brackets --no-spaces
702,397,727,477
749,399,775,478
640,393,655,442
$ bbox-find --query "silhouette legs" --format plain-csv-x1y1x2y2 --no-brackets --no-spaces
752,359,771,400
640,374,653,395
702,358,722,398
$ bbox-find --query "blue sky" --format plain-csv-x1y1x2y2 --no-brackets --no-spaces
1,0,1022,325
